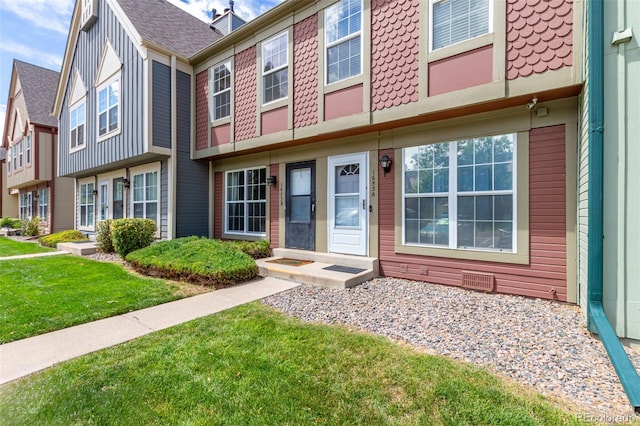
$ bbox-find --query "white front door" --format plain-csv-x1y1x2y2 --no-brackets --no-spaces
328,152,368,255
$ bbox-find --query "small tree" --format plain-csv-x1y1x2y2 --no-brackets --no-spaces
20,217,40,236
95,220,114,253
111,218,156,257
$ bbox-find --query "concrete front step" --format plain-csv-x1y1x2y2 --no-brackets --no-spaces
57,241,97,255
257,249,379,289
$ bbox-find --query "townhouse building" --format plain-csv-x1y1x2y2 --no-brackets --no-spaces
2,60,74,233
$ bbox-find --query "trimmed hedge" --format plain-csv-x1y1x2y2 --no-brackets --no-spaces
95,220,114,253
111,218,156,258
39,230,89,248
227,240,272,259
0,217,21,229
125,236,259,287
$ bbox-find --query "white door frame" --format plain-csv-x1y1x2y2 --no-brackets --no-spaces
327,152,368,256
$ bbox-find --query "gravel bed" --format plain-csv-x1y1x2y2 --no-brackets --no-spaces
84,251,123,263
263,277,640,417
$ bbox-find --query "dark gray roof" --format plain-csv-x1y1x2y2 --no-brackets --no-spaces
14,60,60,128
117,0,223,58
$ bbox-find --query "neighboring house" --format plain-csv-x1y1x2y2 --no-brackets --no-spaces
578,1,640,339
1,60,74,233
191,0,583,302
52,0,223,239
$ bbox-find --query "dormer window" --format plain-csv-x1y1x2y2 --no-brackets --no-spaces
81,0,98,31
69,71,87,152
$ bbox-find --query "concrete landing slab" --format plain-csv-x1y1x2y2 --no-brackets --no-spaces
57,241,97,255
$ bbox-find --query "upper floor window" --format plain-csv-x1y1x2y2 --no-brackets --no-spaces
7,146,12,173
262,32,288,104
403,134,515,251
225,167,267,235
18,141,23,169
325,0,362,85
26,134,31,165
97,78,120,138
11,145,16,171
430,0,491,51
211,62,232,121
70,102,86,150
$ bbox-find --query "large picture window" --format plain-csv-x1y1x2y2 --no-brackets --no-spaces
132,170,158,224
212,62,232,121
225,168,267,235
325,0,362,84
79,182,95,228
98,78,120,137
70,102,86,150
262,32,288,104
431,0,491,51
403,134,515,251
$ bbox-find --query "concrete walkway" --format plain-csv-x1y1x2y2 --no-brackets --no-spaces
0,250,70,261
0,277,299,384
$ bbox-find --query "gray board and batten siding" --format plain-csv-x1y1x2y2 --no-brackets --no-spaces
175,70,208,237
152,61,171,149
58,0,145,177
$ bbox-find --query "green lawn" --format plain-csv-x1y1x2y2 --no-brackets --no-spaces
0,236,54,256
0,303,581,425
0,255,201,343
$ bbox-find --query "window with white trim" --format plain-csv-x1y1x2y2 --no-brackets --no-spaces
211,62,232,121
7,146,11,173
132,170,158,224
19,193,31,220
225,168,267,235
26,134,31,165
97,78,120,137
79,182,95,228
403,134,515,251
18,141,23,169
262,32,288,104
430,0,491,51
12,145,17,171
39,188,48,220
70,102,86,150
325,0,362,84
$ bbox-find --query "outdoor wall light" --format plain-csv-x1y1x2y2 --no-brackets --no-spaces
266,176,277,186
379,154,392,176
92,189,98,196
122,178,130,188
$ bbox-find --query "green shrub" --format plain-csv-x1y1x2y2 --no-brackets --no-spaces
227,240,271,259
39,230,89,248
111,218,156,257
125,236,258,287
95,220,114,253
21,217,40,237
1,217,21,229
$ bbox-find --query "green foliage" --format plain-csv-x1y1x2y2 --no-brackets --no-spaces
126,236,258,287
0,304,580,425
20,217,40,236
227,239,272,259
95,220,114,253
38,230,89,248
1,217,21,229
111,218,156,257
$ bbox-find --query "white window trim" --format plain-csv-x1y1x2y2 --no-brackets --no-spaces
210,61,232,123
70,100,87,153
324,0,364,86
130,163,161,234
78,179,96,231
26,134,32,165
99,180,109,222
429,0,494,52
17,140,23,169
402,134,517,253
96,72,121,142
39,188,48,220
224,167,267,237
261,31,289,106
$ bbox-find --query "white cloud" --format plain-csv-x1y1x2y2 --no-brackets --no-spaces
165,0,286,23
0,43,63,69
0,0,73,35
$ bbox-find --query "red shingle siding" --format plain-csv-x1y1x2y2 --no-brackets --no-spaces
269,164,279,248
234,46,257,142
378,125,568,301
506,0,573,79
195,70,209,150
214,171,223,239
371,0,420,110
293,15,318,128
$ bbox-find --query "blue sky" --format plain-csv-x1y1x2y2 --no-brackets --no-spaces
0,0,284,139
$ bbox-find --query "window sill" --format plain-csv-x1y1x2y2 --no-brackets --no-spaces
69,145,87,154
395,243,529,265
222,232,266,242
211,117,231,126
261,98,288,112
97,128,121,143
324,74,364,94
428,33,494,63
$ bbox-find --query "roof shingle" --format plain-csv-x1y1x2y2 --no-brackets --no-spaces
14,60,60,128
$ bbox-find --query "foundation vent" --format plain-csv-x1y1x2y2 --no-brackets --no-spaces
462,271,495,292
